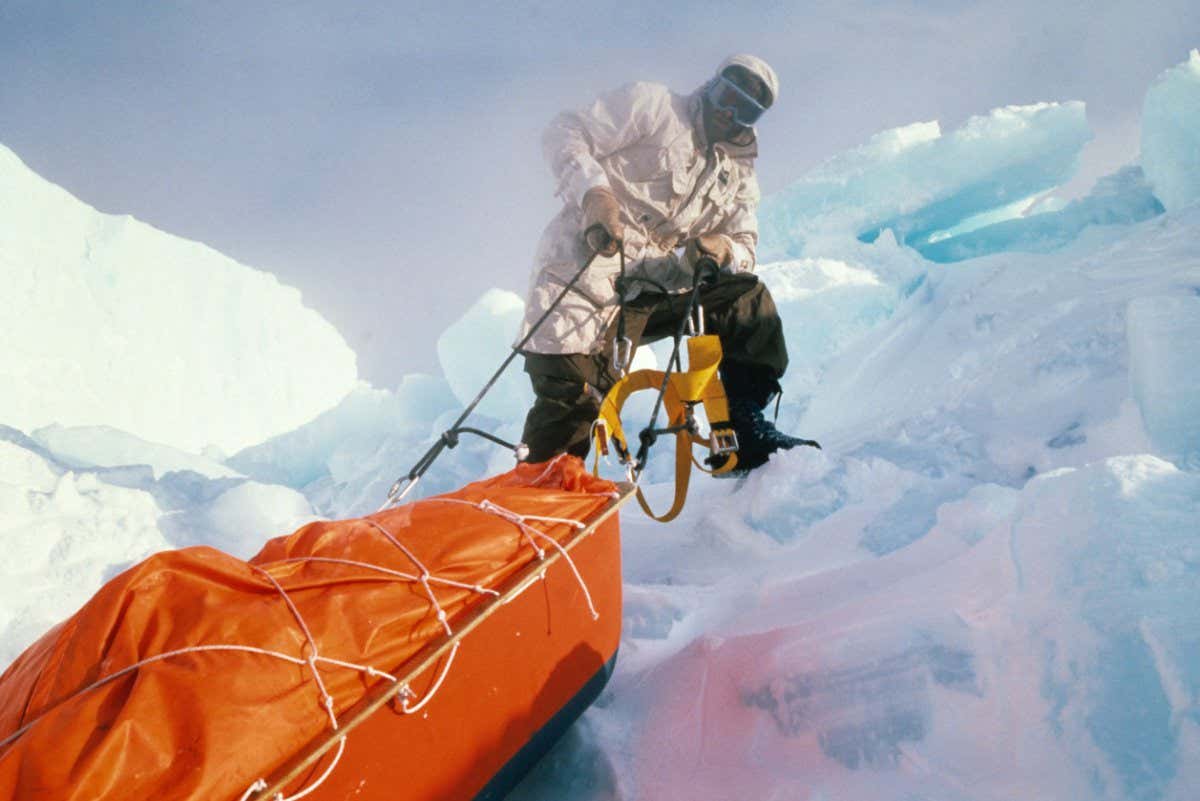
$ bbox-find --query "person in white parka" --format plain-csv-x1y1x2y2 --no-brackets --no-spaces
517,54,806,473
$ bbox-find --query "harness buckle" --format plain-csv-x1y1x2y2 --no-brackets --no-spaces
612,336,634,375
709,427,739,456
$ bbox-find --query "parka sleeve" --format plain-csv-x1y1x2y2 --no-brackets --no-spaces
542,82,669,208
714,168,761,273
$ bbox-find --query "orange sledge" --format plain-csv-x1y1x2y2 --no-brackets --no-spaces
0,456,632,801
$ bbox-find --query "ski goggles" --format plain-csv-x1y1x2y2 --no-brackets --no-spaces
705,74,768,127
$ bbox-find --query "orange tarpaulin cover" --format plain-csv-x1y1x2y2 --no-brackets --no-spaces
0,457,618,801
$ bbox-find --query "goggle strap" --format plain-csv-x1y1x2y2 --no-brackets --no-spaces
708,75,766,127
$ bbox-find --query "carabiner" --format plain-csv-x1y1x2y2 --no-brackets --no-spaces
612,336,634,375
379,475,420,511
687,303,705,337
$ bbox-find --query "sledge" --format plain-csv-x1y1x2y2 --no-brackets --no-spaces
0,456,633,801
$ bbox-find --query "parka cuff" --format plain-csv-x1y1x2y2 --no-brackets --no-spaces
563,157,612,208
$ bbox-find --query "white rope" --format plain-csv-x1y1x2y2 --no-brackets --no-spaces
428,497,547,558
424,497,599,620
514,513,586,529
277,557,499,598
314,656,397,681
252,566,339,731
397,641,461,715
527,453,570,487
427,498,547,550
363,519,453,636
275,736,347,801
0,644,312,751
520,528,599,620
525,454,616,498
239,779,269,801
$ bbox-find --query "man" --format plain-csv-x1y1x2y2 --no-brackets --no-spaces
516,54,806,473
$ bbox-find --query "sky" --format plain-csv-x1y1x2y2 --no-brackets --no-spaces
2,0,1198,387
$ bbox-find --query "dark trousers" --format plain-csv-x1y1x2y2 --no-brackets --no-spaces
520,273,788,462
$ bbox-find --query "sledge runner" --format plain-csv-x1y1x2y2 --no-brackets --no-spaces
517,54,809,474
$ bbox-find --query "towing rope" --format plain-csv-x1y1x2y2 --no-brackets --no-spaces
379,252,603,509
0,472,612,801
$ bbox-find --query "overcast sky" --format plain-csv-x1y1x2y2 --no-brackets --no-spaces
2,1,1197,387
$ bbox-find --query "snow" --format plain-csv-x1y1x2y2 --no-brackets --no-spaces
586,453,1200,801
1142,50,1200,213
0,426,170,668
438,288,534,422
5,49,1200,801
917,165,1164,263
1127,295,1200,468
757,249,909,402
0,144,358,455
162,480,318,560
31,424,240,479
0,424,316,665
227,378,461,516
758,102,1093,261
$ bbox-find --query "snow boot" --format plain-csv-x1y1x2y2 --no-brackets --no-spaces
707,362,820,474
720,395,818,473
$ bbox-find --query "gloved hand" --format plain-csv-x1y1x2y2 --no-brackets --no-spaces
581,187,624,257
684,234,735,271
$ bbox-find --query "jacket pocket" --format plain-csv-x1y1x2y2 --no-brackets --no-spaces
666,143,700,196
706,162,740,212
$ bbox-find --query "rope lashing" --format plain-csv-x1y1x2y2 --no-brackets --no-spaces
278,556,500,598
269,738,347,801
0,644,308,751
364,519,453,636
1,476,609,801
395,641,462,715
239,779,269,801
426,497,599,620
252,566,339,730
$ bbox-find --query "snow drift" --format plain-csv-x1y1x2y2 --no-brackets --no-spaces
0,144,358,455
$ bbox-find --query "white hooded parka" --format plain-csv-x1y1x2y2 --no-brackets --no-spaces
516,66,770,355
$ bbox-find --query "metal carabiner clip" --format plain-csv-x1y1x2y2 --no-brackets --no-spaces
379,475,420,511
687,303,705,337
612,336,634,375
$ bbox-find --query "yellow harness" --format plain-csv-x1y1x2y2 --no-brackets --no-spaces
591,334,739,522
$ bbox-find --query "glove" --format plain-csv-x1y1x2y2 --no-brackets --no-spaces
581,187,624,257
684,234,735,271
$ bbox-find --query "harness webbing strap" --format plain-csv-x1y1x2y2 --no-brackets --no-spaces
592,335,738,522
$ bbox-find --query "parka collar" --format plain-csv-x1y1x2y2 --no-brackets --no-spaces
688,89,759,159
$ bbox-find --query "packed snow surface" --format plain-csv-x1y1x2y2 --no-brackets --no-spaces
536,206,1199,801
4,50,1200,801
0,144,358,454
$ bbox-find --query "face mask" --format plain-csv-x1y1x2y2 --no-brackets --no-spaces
705,74,767,127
